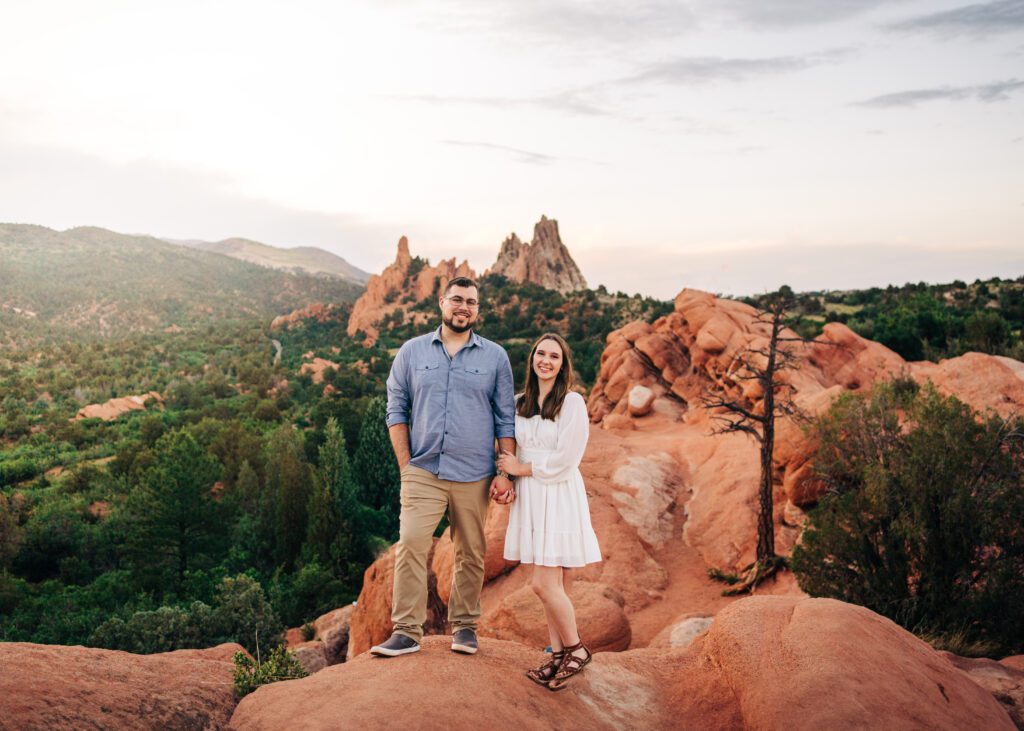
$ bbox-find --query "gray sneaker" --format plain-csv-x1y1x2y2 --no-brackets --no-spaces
451,628,478,655
370,633,420,657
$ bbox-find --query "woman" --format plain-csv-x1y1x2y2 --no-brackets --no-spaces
497,333,601,691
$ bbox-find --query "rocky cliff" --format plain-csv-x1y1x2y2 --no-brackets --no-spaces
346,236,475,346
485,215,587,294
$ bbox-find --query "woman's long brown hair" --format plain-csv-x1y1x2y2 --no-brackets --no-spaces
516,332,575,420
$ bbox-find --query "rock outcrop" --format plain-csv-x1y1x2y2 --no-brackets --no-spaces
298,357,340,384
586,288,1024,572
285,604,356,673
74,391,163,421
0,641,241,730
270,302,342,331
231,596,1015,730
941,652,1024,728
347,237,475,346
485,216,587,294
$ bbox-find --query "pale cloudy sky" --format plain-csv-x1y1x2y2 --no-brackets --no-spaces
1,0,1022,298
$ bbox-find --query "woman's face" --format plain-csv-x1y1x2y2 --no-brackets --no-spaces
532,338,564,384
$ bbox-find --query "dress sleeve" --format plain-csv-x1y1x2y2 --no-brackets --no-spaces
529,392,589,483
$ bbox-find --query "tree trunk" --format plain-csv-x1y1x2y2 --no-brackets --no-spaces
756,308,781,562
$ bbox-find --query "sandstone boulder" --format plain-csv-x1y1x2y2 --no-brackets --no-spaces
0,641,241,730
627,385,655,416
481,581,631,653
75,391,163,421
230,596,1014,730
648,613,714,648
290,641,327,674
941,652,1024,729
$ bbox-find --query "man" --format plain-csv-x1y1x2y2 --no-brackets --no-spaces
371,276,516,657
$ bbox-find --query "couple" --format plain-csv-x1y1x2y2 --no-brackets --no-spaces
370,276,602,690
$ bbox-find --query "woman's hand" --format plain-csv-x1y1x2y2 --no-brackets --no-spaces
497,450,528,477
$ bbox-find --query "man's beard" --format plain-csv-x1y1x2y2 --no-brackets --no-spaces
443,314,473,333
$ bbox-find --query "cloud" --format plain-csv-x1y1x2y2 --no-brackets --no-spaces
441,140,560,165
619,51,845,86
886,0,1024,38
383,88,612,117
431,0,697,45
714,0,905,27
853,79,1024,107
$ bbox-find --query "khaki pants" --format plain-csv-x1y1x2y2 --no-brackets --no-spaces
392,464,491,641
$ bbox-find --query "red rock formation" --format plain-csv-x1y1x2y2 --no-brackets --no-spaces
482,581,631,652
0,641,241,729
285,604,355,672
299,357,339,384
941,652,1024,728
74,391,163,421
587,288,1024,572
347,237,475,346
270,302,342,331
230,596,1014,730
485,215,587,294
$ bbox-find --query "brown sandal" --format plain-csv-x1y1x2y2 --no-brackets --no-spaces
548,641,592,691
526,649,565,686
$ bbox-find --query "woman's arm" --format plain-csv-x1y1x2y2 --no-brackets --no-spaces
523,393,589,483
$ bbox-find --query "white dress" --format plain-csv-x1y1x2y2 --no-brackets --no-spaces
503,391,602,568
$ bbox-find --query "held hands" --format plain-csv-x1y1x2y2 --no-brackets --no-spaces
496,450,528,477
489,474,515,504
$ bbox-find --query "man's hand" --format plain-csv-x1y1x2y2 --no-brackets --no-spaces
489,474,515,504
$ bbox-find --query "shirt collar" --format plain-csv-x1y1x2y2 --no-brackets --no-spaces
432,326,482,348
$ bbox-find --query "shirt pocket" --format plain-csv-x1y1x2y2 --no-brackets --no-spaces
460,365,491,393
412,362,442,389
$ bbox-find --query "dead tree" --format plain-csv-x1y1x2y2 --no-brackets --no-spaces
702,287,839,594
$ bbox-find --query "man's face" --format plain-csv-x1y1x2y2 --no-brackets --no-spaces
440,284,480,333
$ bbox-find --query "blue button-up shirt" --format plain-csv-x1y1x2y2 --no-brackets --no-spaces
386,327,516,482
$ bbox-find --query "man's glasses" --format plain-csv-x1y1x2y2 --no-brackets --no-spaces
445,295,479,309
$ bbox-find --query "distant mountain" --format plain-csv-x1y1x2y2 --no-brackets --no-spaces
166,236,370,284
0,224,365,346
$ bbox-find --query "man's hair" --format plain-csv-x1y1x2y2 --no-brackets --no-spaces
443,276,479,295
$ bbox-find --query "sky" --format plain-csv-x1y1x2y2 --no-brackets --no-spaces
1,0,1022,298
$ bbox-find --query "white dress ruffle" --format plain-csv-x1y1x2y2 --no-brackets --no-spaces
503,391,602,568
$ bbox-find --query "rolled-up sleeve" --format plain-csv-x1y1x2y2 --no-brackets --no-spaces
385,345,411,427
491,349,516,439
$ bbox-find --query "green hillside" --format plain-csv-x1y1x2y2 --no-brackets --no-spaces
178,237,370,283
0,224,365,347
742,277,1024,362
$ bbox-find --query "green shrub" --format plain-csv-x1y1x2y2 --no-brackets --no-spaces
791,381,1024,655
232,646,308,698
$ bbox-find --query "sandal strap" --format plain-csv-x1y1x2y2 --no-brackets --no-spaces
554,645,591,679
527,650,565,680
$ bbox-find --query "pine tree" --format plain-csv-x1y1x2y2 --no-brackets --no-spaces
124,429,223,592
265,426,313,571
235,459,260,517
352,396,400,525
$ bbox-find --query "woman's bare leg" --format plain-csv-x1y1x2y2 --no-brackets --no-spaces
531,565,580,650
